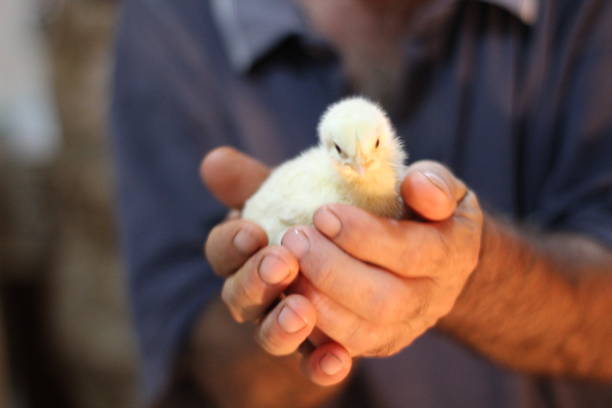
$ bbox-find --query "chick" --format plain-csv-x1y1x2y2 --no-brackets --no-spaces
242,96,407,245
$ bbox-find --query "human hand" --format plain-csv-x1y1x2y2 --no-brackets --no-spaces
200,147,352,387
281,160,483,360
201,147,481,387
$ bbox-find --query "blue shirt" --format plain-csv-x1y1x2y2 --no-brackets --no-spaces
111,0,612,405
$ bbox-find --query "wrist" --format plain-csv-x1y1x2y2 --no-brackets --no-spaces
437,215,514,332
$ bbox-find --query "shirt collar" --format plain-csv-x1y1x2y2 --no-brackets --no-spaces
481,0,538,24
210,0,308,72
211,0,538,73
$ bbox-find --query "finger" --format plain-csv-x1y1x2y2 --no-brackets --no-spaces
425,189,483,261
255,294,316,356
292,278,419,359
446,190,483,270
222,245,299,323
302,342,352,386
282,227,416,323
205,218,268,278
400,160,467,221
313,204,444,277
289,275,380,356
201,146,271,209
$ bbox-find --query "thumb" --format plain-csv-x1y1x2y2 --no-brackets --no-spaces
200,147,270,209
400,160,467,221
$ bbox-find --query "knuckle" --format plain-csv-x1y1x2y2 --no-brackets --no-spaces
221,283,245,323
235,275,260,310
310,258,335,292
255,323,293,356
302,228,354,291
263,246,298,279
221,275,260,323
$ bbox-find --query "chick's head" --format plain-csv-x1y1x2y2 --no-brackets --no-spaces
318,96,405,180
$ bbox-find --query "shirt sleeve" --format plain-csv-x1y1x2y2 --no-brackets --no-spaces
110,0,226,402
526,1,612,248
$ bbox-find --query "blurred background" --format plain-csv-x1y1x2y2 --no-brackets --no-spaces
0,0,138,407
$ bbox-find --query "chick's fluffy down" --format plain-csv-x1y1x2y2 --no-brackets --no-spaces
242,148,335,245
242,147,402,245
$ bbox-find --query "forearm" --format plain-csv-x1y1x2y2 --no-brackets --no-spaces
188,298,343,408
440,215,612,380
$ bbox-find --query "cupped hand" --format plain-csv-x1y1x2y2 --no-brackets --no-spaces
283,160,483,358
201,147,352,386
201,147,482,386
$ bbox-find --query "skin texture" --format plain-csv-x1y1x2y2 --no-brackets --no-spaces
193,146,612,408
440,220,612,380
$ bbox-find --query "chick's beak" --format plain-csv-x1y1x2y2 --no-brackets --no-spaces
351,157,372,176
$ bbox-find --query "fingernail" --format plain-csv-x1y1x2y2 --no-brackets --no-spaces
314,207,341,238
420,171,450,197
259,255,290,285
233,230,259,254
282,229,309,259
320,352,343,375
278,304,307,333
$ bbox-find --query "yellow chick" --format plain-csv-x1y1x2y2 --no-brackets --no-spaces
242,96,407,245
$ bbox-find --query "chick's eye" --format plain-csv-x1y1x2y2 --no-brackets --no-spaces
375,138,380,148
334,143,343,155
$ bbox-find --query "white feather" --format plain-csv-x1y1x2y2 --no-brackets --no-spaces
242,96,407,245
